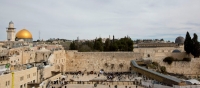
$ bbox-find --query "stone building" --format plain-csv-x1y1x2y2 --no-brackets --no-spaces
135,36,184,48
0,44,67,88
0,22,67,88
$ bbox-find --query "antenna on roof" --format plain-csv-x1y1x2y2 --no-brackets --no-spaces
39,31,40,40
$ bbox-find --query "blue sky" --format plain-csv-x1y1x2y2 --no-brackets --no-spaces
0,0,200,42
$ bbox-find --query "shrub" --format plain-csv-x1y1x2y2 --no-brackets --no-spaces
147,64,156,69
163,57,174,65
160,66,166,73
152,62,159,67
183,57,191,62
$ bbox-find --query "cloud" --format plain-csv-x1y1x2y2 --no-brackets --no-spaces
0,0,200,42
185,22,200,26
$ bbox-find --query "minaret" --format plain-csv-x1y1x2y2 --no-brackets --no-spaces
7,21,16,41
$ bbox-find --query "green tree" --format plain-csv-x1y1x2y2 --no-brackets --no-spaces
191,33,200,58
184,32,192,54
118,36,133,51
78,45,92,52
94,38,103,51
110,42,118,51
163,56,174,65
104,38,111,51
127,37,134,51
69,41,77,50
83,40,94,50
70,36,134,52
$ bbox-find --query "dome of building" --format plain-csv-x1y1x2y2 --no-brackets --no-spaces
9,21,14,24
172,49,181,53
16,29,32,39
175,36,185,44
15,29,33,42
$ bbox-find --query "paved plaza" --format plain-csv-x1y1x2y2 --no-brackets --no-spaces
57,72,144,88
66,84,143,88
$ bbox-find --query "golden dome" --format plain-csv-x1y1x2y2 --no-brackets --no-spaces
16,29,32,39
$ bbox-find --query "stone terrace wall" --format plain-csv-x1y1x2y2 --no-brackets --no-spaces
156,58,200,78
65,51,142,72
152,52,199,77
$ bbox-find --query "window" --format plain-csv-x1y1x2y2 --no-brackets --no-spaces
20,76,24,81
27,74,30,78
6,81,10,86
5,80,10,86
33,72,36,76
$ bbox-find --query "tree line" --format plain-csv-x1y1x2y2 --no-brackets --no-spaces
184,32,200,58
70,36,133,52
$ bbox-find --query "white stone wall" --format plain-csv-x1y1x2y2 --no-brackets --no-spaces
14,67,37,88
0,73,12,88
53,50,66,72
65,51,142,72
35,51,51,62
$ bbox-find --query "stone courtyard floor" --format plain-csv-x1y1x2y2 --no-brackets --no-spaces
59,73,144,88
66,84,143,88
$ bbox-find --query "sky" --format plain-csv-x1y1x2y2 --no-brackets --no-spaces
0,0,200,42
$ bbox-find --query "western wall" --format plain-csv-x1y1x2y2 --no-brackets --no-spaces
65,50,142,72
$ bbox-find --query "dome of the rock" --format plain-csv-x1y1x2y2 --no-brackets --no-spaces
15,29,33,42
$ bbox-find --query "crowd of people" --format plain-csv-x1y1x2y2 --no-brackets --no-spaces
48,71,143,88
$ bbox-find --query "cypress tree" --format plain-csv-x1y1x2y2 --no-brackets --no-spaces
184,32,192,54
191,33,200,58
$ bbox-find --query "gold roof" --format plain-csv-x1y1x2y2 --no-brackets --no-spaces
16,29,32,39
